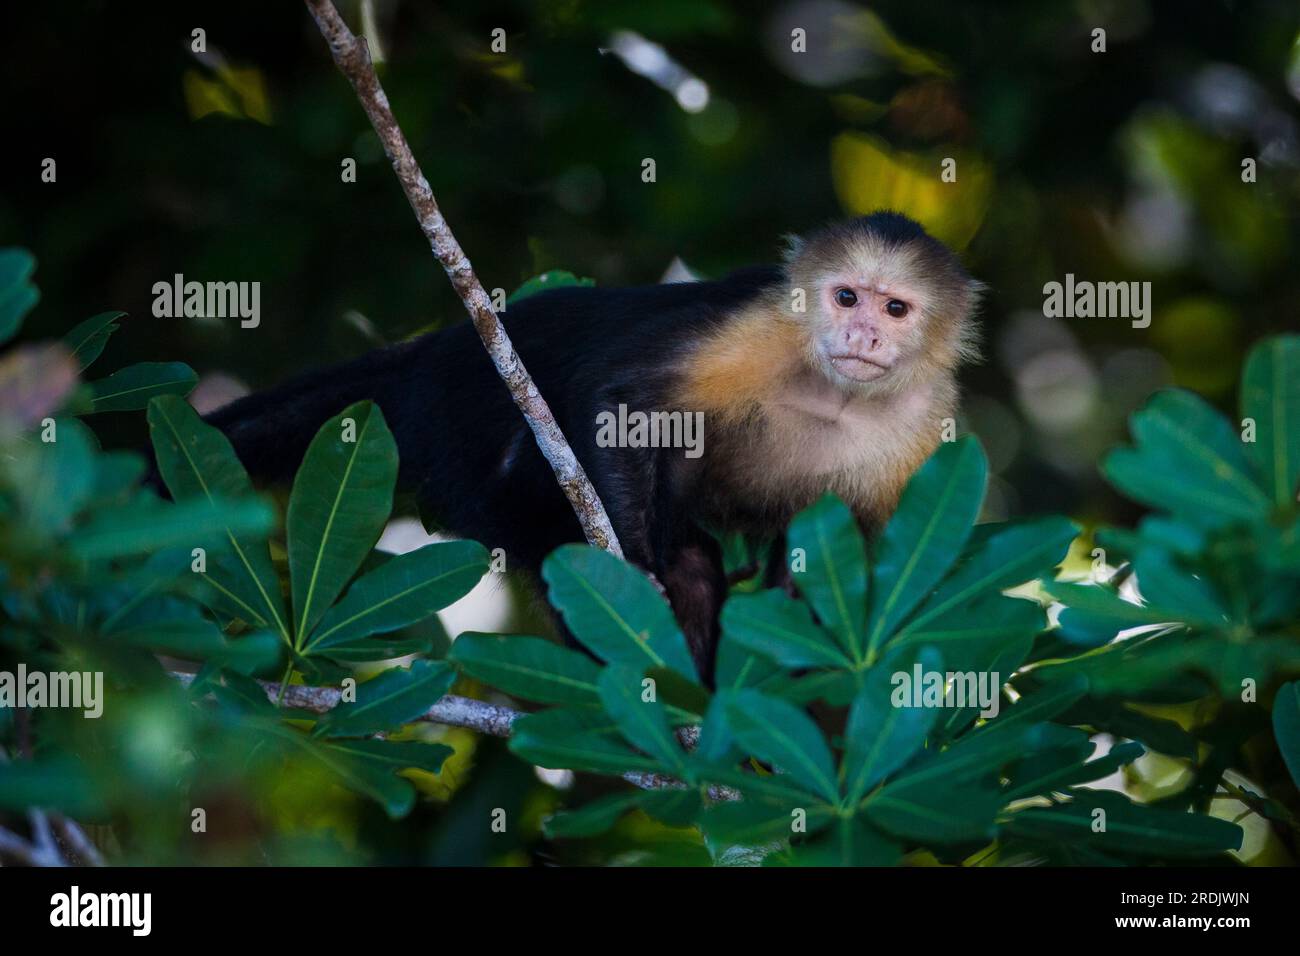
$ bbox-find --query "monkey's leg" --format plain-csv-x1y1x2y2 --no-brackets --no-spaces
762,533,797,596
655,523,729,685
580,433,729,683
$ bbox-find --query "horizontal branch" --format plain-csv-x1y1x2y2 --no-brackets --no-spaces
174,672,736,800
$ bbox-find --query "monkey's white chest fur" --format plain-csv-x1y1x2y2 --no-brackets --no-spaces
726,372,951,522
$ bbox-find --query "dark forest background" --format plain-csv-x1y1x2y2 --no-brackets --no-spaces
1,0,1299,868
4,0,1298,532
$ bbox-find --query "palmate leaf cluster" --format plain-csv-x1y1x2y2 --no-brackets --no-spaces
0,254,486,839
0,249,1294,865
457,436,1248,864
1036,337,1300,699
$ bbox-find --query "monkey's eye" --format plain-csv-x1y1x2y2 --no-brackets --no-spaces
885,298,910,318
834,288,858,308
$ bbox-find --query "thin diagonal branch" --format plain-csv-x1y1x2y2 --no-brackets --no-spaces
51,814,106,867
302,0,623,557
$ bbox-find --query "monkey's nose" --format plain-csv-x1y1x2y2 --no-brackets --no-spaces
844,327,883,352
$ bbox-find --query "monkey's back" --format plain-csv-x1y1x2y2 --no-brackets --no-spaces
206,266,782,569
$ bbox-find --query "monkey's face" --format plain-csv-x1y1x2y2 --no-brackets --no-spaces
812,273,924,385
787,214,981,393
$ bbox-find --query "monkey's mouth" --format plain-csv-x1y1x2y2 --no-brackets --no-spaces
827,353,892,382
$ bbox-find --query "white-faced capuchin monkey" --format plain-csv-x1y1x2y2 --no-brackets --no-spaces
203,211,982,680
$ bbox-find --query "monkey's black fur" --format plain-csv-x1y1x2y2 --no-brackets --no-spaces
205,265,782,676
203,212,978,679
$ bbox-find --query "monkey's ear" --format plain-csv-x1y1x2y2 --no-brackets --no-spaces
780,232,806,263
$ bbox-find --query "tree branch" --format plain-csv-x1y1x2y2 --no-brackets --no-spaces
175,671,737,800
0,825,45,866
287,5,735,804
0,742,78,867
51,814,106,867
302,0,623,557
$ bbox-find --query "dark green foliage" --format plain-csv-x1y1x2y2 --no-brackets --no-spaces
0,251,1294,865
0,260,488,853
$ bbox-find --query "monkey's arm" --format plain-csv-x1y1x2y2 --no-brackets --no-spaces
581,395,727,680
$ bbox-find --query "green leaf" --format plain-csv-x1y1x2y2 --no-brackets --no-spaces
1242,335,1300,508
207,671,279,717
725,689,839,803
309,628,434,663
597,666,685,771
644,666,711,722
866,723,1043,829
2,417,96,532
1274,681,1300,791
891,592,1044,675
873,723,1034,796
544,791,647,838
787,493,868,661
900,516,1078,635
542,544,697,680
694,693,742,766
1103,389,1271,527
321,738,454,775
1008,741,1144,801
933,625,1036,741
72,496,275,562
868,779,1006,843
63,310,125,371
1006,789,1242,858
1042,581,1182,647
108,616,280,674
792,817,901,867
305,540,487,653
148,395,289,640
638,788,704,827
509,708,663,775
720,589,850,669
979,674,1088,737
450,632,602,705
702,793,835,846
1131,551,1230,627
87,362,197,412
548,788,703,837
843,645,943,804
288,401,398,644
0,757,106,820
106,617,227,658
313,659,455,739
507,270,595,304
763,668,859,707
1058,698,1198,759
867,436,987,659
89,450,147,504
268,729,415,819
212,630,283,674
713,630,784,692
0,248,40,345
